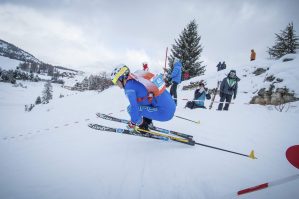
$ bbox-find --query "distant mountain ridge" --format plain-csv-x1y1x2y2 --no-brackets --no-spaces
0,39,41,64
0,39,78,73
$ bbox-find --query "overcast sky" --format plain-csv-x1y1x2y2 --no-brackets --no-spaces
0,0,299,74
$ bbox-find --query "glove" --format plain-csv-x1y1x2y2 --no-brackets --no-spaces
127,118,143,131
165,74,172,81
127,121,138,131
166,75,172,83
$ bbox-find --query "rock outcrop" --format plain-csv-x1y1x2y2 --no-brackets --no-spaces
250,86,298,105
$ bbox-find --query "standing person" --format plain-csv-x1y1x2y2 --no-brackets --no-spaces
217,70,239,111
110,64,176,131
250,49,256,61
167,58,182,105
185,82,211,109
142,62,149,71
216,62,222,71
221,61,226,70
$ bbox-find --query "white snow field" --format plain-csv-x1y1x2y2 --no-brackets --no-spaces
0,55,299,199
0,56,22,70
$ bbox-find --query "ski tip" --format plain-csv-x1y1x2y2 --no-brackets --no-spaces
196,121,200,124
249,150,257,159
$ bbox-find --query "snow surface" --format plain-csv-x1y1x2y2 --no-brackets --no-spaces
61,72,86,87
0,55,299,199
0,55,22,70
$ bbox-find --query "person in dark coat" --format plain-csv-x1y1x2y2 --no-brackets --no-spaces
216,62,222,71
221,61,226,70
217,70,239,111
185,82,211,109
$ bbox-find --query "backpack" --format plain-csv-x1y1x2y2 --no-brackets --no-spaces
127,70,166,103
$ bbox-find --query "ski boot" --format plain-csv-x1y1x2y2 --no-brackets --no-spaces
138,117,153,137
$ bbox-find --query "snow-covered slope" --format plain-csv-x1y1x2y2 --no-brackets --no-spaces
0,55,22,70
0,39,41,64
0,72,298,199
60,71,87,88
0,54,86,87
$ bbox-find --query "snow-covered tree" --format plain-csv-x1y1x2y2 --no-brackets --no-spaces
47,65,54,76
82,77,90,90
88,75,97,90
268,22,299,59
168,19,205,79
35,96,42,105
42,81,53,103
19,62,29,72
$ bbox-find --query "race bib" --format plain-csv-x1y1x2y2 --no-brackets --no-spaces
151,73,165,91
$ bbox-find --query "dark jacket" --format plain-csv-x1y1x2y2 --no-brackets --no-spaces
216,62,222,71
220,76,239,97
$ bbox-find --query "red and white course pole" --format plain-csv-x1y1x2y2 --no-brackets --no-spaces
237,174,299,196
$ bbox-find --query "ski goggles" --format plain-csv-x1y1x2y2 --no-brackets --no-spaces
112,67,128,84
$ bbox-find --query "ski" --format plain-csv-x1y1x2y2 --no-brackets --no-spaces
88,124,256,159
209,80,221,109
135,127,195,145
88,123,195,146
96,113,193,139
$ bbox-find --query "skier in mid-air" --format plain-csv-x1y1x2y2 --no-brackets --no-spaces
110,64,176,131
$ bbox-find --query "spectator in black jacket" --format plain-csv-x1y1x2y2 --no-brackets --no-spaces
221,61,226,70
217,70,239,111
216,62,222,71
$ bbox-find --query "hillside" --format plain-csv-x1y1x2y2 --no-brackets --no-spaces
0,39,79,74
0,39,41,64
0,55,299,199
0,55,22,70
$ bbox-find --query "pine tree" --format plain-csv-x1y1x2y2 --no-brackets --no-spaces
268,22,299,59
42,81,53,103
168,19,205,79
82,77,90,90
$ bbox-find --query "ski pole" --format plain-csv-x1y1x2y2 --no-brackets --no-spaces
114,112,200,124
181,98,234,104
175,115,200,124
163,47,168,77
194,141,256,159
